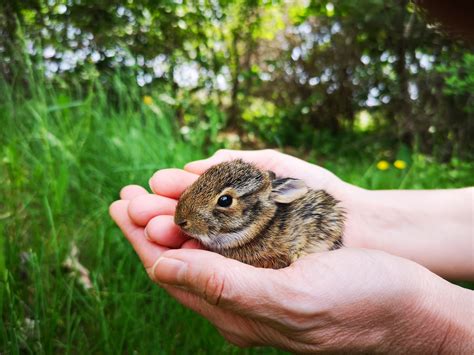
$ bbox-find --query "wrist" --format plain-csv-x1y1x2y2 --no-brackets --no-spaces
422,277,474,353
395,268,474,353
335,182,374,249
340,187,474,280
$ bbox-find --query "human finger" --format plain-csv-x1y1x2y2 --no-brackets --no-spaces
145,215,191,248
152,248,288,319
120,184,149,200
181,239,203,249
109,200,167,270
127,194,177,226
184,149,281,175
149,168,199,199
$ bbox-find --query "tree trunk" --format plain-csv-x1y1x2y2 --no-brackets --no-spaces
394,0,411,145
228,30,241,131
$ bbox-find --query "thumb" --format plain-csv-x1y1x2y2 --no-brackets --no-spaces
184,149,279,175
152,248,283,316
183,149,238,174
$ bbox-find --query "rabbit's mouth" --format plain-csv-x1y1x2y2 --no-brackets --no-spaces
204,230,256,250
184,231,214,248
184,231,239,251
183,229,253,251
218,231,251,249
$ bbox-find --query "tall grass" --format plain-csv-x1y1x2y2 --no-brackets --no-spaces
0,70,259,354
1,67,473,353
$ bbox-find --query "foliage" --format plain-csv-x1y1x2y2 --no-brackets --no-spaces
437,53,474,114
0,0,473,159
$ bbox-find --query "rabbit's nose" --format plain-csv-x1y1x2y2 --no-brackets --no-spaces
176,219,188,228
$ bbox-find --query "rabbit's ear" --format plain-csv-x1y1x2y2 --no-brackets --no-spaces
267,170,276,180
271,178,308,203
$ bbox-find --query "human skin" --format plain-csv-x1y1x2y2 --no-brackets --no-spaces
109,149,474,352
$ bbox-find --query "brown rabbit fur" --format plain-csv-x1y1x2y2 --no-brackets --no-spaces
175,159,345,269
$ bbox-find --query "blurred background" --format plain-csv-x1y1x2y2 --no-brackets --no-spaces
1,0,473,353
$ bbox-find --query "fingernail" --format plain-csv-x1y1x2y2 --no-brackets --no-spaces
152,257,187,286
148,177,154,192
144,227,151,241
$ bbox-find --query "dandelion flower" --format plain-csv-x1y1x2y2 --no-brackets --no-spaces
143,95,153,105
376,160,390,171
394,160,407,170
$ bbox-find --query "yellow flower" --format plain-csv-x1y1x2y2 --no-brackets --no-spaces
143,95,153,105
376,160,390,171
394,160,407,170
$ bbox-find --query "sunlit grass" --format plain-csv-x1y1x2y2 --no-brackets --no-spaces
0,71,284,354
1,72,473,353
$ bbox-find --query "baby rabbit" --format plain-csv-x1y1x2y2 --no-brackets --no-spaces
175,159,345,269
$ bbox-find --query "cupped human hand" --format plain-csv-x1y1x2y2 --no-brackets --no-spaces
109,149,472,352
151,246,472,353
109,148,373,286
110,149,364,259
109,190,468,352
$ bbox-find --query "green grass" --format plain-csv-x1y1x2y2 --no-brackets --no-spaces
1,71,473,354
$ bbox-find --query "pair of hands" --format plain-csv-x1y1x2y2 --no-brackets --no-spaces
109,149,469,352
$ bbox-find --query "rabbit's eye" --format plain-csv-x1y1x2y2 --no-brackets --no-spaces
217,194,233,207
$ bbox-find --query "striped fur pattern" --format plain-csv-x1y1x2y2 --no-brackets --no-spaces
175,160,345,269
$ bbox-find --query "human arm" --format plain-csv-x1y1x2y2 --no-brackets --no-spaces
344,187,474,280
